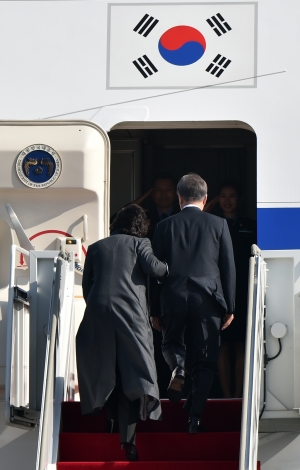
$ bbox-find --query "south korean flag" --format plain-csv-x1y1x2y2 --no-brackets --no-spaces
107,3,257,89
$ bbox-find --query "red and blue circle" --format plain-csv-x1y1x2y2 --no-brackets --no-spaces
158,26,206,66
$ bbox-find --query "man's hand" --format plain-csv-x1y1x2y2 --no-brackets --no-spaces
221,313,234,330
203,195,220,213
151,316,162,331
132,188,153,206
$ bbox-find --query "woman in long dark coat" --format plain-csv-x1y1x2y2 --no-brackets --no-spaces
76,205,167,461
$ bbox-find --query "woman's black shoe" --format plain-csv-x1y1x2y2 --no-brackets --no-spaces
121,443,139,461
188,416,200,434
104,419,117,433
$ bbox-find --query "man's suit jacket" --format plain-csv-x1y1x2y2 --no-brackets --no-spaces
151,206,236,316
143,201,180,241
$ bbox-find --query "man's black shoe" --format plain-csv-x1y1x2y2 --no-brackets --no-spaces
188,416,200,434
167,366,185,402
121,443,139,461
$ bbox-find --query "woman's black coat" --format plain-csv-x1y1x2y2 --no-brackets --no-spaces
76,234,167,418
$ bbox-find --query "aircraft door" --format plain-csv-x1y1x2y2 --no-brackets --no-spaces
1,121,110,428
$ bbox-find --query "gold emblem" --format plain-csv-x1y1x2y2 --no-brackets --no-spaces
24,158,38,176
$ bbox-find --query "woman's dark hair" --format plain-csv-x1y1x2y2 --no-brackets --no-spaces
219,179,243,198
110,204,149,238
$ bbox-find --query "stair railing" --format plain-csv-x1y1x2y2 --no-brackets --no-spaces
5,244,30,428
239,245,267,470
36,251,75,470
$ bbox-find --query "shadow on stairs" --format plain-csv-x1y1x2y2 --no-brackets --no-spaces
57,399,260,470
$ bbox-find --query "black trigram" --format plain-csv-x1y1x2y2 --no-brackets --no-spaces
133,14,159,37
206,55,231,78
206,13,232,36
133,55,158,78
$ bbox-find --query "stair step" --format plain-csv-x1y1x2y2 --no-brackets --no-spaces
57,461,243,470
61,399,242,433
58,461,261,470
59,432,240,462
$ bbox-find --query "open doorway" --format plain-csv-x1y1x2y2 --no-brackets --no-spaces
108,121,257,399
109,121,256,220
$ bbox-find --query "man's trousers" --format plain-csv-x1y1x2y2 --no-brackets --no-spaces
161,291,223,418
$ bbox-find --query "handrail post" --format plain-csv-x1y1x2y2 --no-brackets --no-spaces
36,252,75,470
239,247,267,470
36,258,61,470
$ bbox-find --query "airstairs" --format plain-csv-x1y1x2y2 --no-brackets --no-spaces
58,399,245,469
5,241,266,470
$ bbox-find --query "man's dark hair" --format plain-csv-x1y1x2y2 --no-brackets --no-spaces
177,173,207,202
110,204,148,238
219,179,243,199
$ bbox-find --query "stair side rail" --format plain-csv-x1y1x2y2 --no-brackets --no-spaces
5,244,31,429
239,245,267,470
36,251,75,470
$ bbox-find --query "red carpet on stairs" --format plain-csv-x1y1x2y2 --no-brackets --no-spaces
57,399,261,470
57,463,256,470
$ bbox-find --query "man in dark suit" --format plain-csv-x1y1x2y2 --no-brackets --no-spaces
150,173,236,432
111,173,180,241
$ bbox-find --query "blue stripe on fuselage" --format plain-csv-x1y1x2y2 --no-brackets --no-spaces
258,208,300,249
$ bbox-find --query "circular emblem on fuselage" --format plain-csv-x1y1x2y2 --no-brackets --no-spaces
16,144,62,189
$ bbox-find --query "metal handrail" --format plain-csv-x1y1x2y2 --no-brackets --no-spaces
239,245,267,470
5,244,30,425
36,252,75,470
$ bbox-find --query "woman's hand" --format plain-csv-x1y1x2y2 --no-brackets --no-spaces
203,195,220,213
151,316,162,331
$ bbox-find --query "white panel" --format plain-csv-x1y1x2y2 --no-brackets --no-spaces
264,257,294,409
262,250,300,414
0,2,105,119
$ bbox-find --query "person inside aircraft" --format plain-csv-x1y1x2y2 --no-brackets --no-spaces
110,173,180,240
204,180,256,398
76,205,167,462
127,172,180,240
